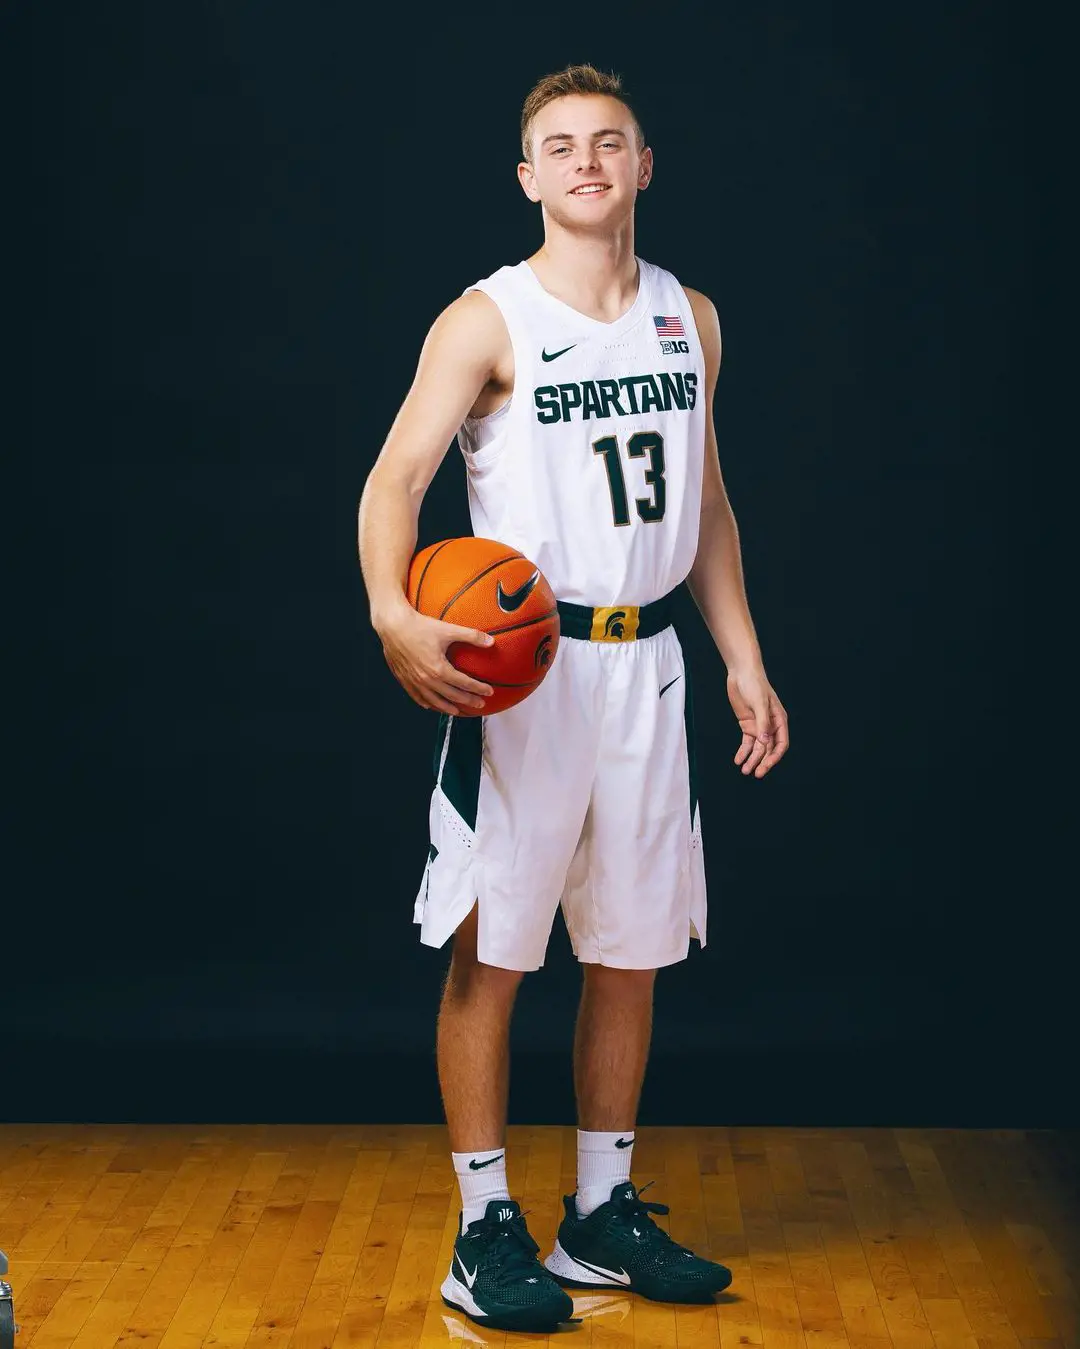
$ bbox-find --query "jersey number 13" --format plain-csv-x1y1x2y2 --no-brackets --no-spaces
592,431,667,526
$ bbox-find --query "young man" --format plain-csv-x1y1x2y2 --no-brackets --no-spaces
358,64,788,1333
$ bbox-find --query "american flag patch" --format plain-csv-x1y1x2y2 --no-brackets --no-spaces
653,314,685,337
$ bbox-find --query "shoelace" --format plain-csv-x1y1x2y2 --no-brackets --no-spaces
466,1208,543,1283
613,1181,692,1254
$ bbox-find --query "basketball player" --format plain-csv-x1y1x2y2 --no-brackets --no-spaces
357,64,789,1331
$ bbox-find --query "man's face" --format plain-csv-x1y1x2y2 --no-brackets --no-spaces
518,94,651,228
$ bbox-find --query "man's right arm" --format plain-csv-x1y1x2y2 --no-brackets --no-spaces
358,289,505,630
357,289,510,714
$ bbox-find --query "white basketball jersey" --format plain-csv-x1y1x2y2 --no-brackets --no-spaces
457,257,706,607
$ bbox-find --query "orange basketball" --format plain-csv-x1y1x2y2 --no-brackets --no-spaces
406,537,560,716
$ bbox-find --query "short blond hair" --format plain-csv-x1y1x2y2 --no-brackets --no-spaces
520,63,645,163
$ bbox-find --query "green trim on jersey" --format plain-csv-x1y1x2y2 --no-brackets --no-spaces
682,657,699,824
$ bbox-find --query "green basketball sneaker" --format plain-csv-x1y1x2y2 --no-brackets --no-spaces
543,1180,733,1303
441,1198,577,1332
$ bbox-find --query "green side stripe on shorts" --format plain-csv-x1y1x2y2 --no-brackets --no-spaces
435,712,482,832
683,660,699,824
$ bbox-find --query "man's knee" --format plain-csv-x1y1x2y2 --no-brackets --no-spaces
581,962,657,997
447,902,528,996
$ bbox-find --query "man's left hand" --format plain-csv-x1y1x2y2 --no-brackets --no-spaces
726,669,789,778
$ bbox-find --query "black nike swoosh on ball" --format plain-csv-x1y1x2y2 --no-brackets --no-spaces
659,677,682,698
469,1153,505,1170
541,344,576,362
497,570,540,612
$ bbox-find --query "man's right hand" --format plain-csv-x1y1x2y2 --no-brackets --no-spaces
375,604,496,715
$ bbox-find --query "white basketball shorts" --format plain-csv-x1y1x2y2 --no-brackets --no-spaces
411,599,708,971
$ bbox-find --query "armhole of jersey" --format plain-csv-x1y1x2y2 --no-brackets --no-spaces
675,280,713,402
459,279,519,468
677,281,701,344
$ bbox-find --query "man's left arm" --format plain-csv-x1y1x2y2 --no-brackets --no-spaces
683,287,789,778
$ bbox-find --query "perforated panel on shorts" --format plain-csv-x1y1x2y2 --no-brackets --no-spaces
437,793,474,849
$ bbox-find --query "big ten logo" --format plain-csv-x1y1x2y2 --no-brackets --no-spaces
660,339,690,355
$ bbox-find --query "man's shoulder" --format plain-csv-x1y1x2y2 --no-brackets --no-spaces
463,260,526,294
428,285,512,367
642,259,716,311
439,261,523,319
677,285,721,367
677,282,715,309
678,284,720,332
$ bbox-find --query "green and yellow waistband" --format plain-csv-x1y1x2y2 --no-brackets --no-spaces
555,592,677,642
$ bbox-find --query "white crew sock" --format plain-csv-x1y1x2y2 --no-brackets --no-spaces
576,1129,635,1217
452,1148,511,1232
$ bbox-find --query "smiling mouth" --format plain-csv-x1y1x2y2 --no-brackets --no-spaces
570,184,611,195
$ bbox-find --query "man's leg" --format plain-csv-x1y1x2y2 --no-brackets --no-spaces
437,901,526,1148
436,903,576,1328
574,963,656,1129
572,963,656,1214
544,959,732,1300
437,901,527,1228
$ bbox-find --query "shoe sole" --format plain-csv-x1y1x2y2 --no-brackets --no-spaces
440,1269,571,1333
544,1238,732,1302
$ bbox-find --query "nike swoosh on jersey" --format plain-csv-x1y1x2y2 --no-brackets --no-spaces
497,571,539,612
576,1256,631,1285
456,1253,480,1287
468,1152,505,1170
659,677,682,698
541,344,576,362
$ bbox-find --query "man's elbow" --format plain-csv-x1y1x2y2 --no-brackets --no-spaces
362,458,428,512
700,485,733,520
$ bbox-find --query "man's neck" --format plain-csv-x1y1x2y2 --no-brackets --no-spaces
527,224,639,324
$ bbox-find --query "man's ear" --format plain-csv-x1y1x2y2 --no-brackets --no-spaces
517,160,542,202
638,146,653,189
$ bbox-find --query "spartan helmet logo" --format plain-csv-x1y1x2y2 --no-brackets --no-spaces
534,634,554,669
603,610,628,639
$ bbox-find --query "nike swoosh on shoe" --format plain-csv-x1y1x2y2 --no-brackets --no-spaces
576,1256,631,1285
456,1254,480,1288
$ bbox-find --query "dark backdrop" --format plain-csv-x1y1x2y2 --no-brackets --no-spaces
8,2,1049,1125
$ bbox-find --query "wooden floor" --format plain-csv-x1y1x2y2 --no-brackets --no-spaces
1,1125,1076,1349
